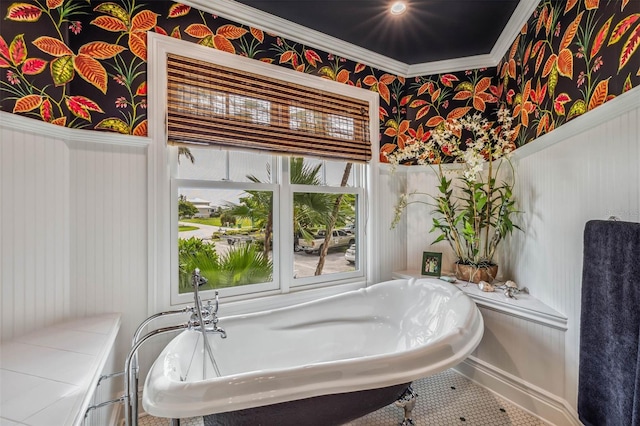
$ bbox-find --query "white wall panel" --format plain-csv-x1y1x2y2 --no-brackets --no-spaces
474,307,565,396
68,142,149,368
506,105,640,409
1,117,150,398
1,127,70,342
404,169,458,272
402,100,640,416
377,169,408,280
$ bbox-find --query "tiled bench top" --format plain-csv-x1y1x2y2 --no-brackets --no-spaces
0,314,121,426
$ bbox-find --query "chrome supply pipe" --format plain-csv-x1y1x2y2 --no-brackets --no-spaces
124,324,189,426
97,370,125,387
129,307,192,423
84,371,127,423
123,269,226,425
132,308,192,345
84,395,126,422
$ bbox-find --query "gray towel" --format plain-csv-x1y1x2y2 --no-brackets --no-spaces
578,220,640,426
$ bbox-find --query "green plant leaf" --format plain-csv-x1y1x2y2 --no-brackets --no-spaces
50,55,74,86
433,234,447,244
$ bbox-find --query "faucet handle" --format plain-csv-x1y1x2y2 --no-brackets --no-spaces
213,290,219,314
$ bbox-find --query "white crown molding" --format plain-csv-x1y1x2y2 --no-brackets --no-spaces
184,0,410,76
406,54,496,77
0,111,151,148
183,0,541,78
407,0,541,76
489,0,542,66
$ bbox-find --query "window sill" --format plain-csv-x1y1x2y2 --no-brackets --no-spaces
392,270,568,331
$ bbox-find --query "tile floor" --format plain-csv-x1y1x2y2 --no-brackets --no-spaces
138,369,545,425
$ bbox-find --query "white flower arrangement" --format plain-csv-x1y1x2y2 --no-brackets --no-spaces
386,106,521,267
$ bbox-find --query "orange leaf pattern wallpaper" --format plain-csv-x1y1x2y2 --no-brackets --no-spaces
1,0,638,159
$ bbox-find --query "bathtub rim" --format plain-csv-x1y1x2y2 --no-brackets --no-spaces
142,277,484,418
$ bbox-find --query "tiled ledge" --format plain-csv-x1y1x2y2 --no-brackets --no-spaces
0,313,121,426
392,270,568,331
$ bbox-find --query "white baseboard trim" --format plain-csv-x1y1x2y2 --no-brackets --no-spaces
454,356,581,426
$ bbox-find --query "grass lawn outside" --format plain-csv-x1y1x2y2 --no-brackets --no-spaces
179,225,199,232
182,217,221,226
182,217,253,228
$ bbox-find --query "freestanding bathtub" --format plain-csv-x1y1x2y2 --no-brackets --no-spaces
143,278,484,423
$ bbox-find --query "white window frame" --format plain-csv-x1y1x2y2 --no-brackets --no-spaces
171,172,281,306
286,160,366,289
147,33,380,314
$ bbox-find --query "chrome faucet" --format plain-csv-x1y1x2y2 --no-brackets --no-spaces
190,269,225,379
190,269,227,338
119,269,227,426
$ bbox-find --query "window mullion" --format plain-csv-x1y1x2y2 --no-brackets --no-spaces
277,156,293,293
224,151,230,181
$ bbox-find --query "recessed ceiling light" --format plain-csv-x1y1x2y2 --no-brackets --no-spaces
390,2,407,15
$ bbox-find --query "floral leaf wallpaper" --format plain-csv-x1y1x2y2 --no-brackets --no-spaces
1,0,638,160
497,0,640,147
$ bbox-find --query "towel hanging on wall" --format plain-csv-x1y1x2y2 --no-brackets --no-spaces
578,219,640,426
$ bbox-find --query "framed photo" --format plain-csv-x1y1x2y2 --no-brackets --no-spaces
421,252,442,276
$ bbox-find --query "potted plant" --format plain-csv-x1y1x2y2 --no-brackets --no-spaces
386,106,521,283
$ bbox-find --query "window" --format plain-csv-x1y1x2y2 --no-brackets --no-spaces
171,148,365,304
148,33,379,310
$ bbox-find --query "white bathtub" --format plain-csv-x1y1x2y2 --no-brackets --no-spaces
143,278,484,419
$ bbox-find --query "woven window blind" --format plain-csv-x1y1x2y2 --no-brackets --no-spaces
167,54,371,162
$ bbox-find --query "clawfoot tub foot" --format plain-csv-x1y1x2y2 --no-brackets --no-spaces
395,385,418,425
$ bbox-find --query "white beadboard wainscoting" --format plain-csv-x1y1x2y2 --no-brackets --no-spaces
1,112,151,423
378,168,408,280
1,122,71,341
506,97,640,413
398,89,640,424
67,139,150,382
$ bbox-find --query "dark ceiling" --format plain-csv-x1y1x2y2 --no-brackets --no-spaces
234,0,521,64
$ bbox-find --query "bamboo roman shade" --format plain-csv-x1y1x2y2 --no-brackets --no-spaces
167,54,371,162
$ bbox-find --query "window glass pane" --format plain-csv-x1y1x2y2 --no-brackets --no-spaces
176,147,271,183
228,151,271,183
324,160,355,187
229,94,270,125
293,192,357,279
327,114,354,140
289,157,355,187
176,146,227,181
178,188,274,294
289,106,318,133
